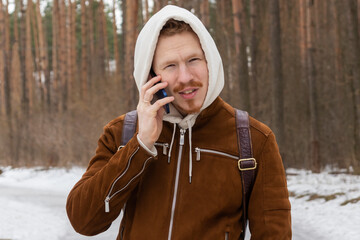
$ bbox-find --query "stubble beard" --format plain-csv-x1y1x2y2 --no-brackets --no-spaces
172,80,204,116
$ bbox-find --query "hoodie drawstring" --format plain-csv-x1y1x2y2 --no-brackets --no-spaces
167,123,177,163
187,120,193,184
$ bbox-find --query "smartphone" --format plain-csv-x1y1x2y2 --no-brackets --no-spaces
150,68,170,114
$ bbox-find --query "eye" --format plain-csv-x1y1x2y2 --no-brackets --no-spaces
189,58,200,62
164,64,175,69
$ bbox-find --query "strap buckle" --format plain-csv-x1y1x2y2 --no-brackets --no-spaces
238,158,257,171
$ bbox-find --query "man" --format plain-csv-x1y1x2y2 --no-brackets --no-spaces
66,5,291,240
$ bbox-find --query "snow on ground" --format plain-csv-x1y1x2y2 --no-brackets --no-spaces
286,168,360,240
0,166,359,240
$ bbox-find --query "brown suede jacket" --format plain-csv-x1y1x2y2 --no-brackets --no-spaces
66,97,291,239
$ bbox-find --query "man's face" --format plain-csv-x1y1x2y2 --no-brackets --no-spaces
152,31,209,116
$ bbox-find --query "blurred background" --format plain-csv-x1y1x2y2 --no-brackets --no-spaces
0,0,359,173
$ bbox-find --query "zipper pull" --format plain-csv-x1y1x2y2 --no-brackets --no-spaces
179,129,186,146
163,143,169,155
105,196,110,213
195,147,201,161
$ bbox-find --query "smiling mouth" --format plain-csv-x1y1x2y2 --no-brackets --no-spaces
178,88,198,99
179,89,197,94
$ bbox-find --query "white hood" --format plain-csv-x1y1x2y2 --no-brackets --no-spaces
133,5,224,129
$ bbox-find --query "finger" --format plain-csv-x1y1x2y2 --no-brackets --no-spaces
151,96,174,111
141,75,162,97
146,81,169,98
139,95,173,113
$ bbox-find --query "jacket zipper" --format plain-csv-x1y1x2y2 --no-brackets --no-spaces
167,128,186,240
194,147,238,161
154,142,169,155
105,147,152,212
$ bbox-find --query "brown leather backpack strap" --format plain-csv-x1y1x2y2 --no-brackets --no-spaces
235,109,257,240
121,110,138,147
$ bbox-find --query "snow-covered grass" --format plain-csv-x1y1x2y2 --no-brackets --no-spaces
0,166,359,240
286,168,360,240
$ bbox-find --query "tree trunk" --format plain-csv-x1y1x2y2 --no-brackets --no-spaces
59,0,68,111
306,0,320,172
120,0,126,87
358,0,360,36
199,0,209,28
0,0,5,115
113,0,120,77
98,0,109,78
88,0,95,88
66,0,76,101
231,0,250,111
35,0,49,109
144,0,149,22
344,0,360,170
124,0,138,110
249,0,259,114
299,0,307,80
18,0,34,163
70,0,77,85
80,0,88,99
9,1,21,116
3,0,10,117
31,0,40,91
52,0,59,111
269,0,284,148
232,0,241,55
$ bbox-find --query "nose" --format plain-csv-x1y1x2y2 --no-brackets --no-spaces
177,64,193,83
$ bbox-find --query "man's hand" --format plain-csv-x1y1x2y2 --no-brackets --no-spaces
137,75,174,150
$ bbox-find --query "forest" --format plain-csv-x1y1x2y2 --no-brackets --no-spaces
0,0,359,173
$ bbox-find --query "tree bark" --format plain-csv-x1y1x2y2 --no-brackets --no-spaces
232,0,250,111
68,0,76,104
124,0,138,110
59,0,68,111
88,0,95,87
80,0,88,99
27,0,34,110
269,0,284,148
199,0,209,28
358,0,360,36
9,1,21,116
144,0,149,22
0,0,5,115
52,0,60,111
249,0,259,114
34,0,48,109
306,0,320,172
232,0,241,55
344,0,360,170
113,0,120,77
98,0,109,77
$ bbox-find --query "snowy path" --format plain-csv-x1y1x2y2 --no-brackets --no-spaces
0,167,359,240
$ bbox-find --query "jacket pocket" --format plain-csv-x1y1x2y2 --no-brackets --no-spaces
194,147,238,161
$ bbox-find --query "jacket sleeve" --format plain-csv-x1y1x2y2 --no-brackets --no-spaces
248,131,292,240
66,122,156,236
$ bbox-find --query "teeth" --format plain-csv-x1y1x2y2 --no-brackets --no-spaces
182,89,195,94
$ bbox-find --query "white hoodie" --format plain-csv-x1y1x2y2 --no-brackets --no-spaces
133,5,224,129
